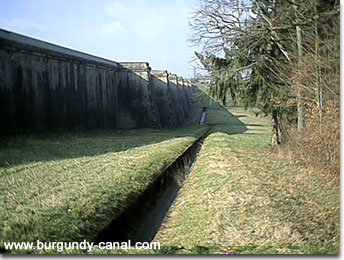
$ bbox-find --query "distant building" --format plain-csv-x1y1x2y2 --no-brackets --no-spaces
198,76,211,84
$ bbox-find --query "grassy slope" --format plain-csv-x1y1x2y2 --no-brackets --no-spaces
153,89,340,254
0,91,208,246
2,88,339,255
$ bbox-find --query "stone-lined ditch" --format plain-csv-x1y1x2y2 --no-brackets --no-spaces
94,130,208,244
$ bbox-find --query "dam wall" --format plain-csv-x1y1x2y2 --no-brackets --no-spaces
0,29,193,134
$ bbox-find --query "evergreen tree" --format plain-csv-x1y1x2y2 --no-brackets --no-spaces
190,0,339,144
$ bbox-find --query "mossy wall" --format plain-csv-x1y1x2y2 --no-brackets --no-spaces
0,30,193,134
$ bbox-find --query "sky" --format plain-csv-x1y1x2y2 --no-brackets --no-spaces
0,0,199,78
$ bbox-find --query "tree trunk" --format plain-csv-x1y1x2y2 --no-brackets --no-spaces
314,15,323,126
294,0,305,134
222,95,226,106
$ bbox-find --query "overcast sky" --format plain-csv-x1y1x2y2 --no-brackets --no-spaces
0,0,198,78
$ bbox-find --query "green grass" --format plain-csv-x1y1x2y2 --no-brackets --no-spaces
1,87,339,254
153,88,340,254
0,90,209,249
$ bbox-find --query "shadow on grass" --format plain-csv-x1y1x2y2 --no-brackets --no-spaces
0,87,273,250
0,87,263,168
195,87,271,139
191,88,249,136
0,126,208,168
246,124,269,127
0,89,209,168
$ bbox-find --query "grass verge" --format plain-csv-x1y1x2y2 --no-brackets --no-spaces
153,89,339,254
0,90,209,250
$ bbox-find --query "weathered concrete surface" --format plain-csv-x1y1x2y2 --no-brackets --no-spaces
150,70,172,127
185,79,194,108
0,29,193,134
168,74,185,125
177,76,191,118
119,62,160,128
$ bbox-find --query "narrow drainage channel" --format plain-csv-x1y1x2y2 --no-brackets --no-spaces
94,130,208,244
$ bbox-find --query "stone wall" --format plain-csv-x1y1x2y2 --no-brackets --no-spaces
0,29,193,134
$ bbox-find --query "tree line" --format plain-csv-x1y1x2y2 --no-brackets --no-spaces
191,0,339,175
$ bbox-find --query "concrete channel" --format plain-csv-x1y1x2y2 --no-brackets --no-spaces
94,129,209,244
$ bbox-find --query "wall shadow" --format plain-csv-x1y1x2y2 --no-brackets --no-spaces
0,125,205,168
0,56,196,168
0,86,261,169
192,88,248,135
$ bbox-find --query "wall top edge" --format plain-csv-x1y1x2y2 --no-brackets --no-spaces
119,62,151,72
151,70,168,76
0,29,121,69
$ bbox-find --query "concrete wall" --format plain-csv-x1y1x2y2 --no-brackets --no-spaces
150,70,174,127
0,29,193,134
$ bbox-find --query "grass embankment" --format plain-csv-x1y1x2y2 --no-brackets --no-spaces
0,92,208,249
154,91,340,254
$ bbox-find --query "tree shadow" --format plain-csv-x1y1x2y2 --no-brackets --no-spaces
193,87,270,137
246,124,269,127
193,91,247,135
